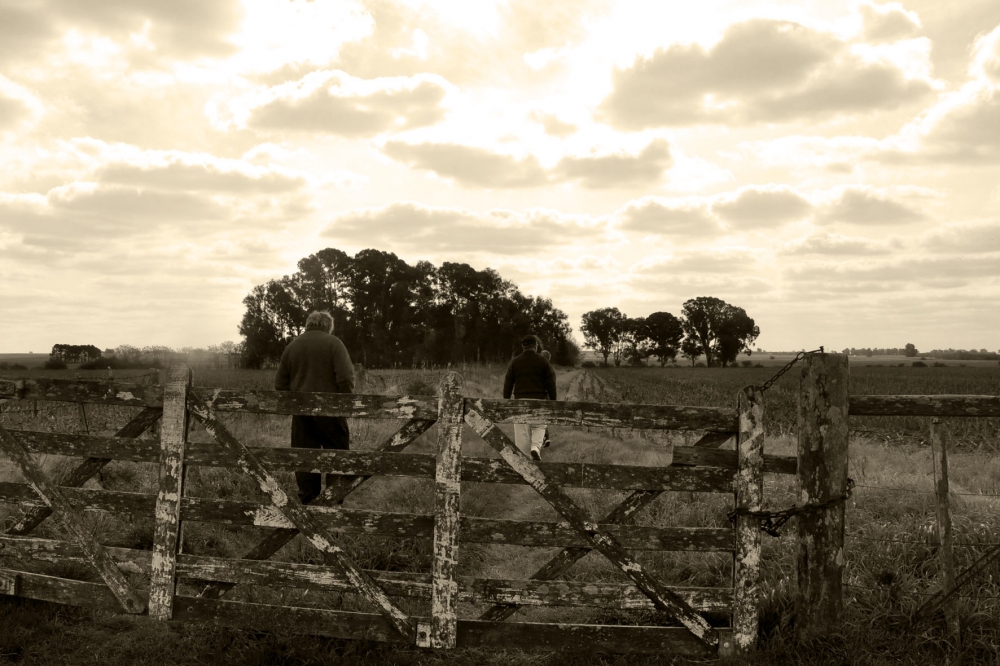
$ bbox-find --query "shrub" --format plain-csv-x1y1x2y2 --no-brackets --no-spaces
911,361,927,368
43,358,67,370
79,357,158,370
769,356,775,360
741,360,753,367
694,361,706,367
933,362,946,367
0,362,27,370
581,360,596,368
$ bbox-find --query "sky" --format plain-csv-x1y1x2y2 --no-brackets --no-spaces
1,0,998,354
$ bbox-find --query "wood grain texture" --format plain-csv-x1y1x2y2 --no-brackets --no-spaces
149,366,191,621
0,377,163,407
191,387,438,419
473,397,737,432
430,372,463,648
732,387,764,653
930,419,960,646
671,447,797,475
796,353,849,642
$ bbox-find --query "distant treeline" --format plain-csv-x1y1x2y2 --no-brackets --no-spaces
927,349,1000,361
238,248,578,369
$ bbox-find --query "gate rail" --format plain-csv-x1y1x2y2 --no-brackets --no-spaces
0,368,793,657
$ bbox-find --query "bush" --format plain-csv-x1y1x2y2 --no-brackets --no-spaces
43,358,67,370
769,356,775,360
581,360,596,368
911,361,927,368
694,361,706,367
0,362,27,370
741,360,753,367
933,362,946,367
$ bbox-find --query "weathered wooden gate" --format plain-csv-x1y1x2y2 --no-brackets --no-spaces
0,366,788,657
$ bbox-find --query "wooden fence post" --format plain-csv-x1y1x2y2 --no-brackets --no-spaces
427,372,464,649
732,386,764,654
930,418,960,649
149,364,191,621
796,352,849,641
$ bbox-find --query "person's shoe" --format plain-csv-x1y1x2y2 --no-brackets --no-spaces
542,437,551,448
530,446,542,461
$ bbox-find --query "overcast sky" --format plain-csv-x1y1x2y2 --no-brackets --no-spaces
1,0,998,354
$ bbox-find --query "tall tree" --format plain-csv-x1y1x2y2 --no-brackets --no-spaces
580,307,626,366
643,311,684,366
681,296,760,367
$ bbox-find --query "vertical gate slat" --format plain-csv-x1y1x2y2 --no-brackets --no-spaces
149,365,191,620
428,372,464,649
732,387,764,654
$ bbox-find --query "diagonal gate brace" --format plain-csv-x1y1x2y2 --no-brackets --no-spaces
186,392,416,639
464,408,719,649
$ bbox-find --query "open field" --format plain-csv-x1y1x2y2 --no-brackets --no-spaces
0,363,999,664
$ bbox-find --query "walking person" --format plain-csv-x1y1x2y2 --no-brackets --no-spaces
539,350,553,449
503,335,557,460
274,311,354,504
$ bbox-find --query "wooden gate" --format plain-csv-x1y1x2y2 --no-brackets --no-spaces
0,367,788,657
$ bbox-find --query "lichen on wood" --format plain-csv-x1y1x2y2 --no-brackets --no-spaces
430,372,463,648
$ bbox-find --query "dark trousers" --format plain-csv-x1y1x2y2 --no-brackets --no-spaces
291,415,350,504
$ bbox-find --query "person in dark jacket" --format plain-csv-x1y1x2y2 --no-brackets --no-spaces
503,335,557,460
274,311,355,504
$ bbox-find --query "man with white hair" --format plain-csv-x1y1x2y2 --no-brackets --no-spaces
275,311,355,504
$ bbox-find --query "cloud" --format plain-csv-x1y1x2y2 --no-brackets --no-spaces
616,197,721,237
382,141,548,188
859,2,922,42
529,110,577,137
818,187,926,225
321,202,610,255
237,71,448,137
632,249,761,275
95,156,306,194
0,94,28,129
382,138,673,189
711,185,813,228
0,4,55,65
923,221,1000,254
787,255,1000,288
780,233,893,256
598,18,933,128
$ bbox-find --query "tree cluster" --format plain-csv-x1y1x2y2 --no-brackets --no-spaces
238,248,575,369
840,346,919,357
580,296,759,368
49,344,102,363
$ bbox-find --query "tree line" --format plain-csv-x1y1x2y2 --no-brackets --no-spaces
238,248,577,369
580,296,760,368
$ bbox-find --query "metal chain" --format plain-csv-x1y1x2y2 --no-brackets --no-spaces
728,479,854,537
757,346,824,393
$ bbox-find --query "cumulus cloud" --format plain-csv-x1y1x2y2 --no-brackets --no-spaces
712,185,813,228
616,197,721,237
859,2,922,42
0,150,311,252
382,138,673,189
817,187,926,225
321,202,610,255
787,255,999,288
632,249,761,275
229,71,448,137
598,18,933,128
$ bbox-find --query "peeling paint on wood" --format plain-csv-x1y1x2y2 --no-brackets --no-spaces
849,395,1000,417
477,398,737,433
197,417,434,600
5,407,162,536
0,423,145,614
0,377,163,407
185,390,414,639
732,387,764,653
431,372,463,648
149,365,191,621
191,388,438,420
463,407,718,649
796,353,849,642
671,446,797,475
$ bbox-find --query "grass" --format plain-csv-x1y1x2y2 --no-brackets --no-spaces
0,363,999,664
